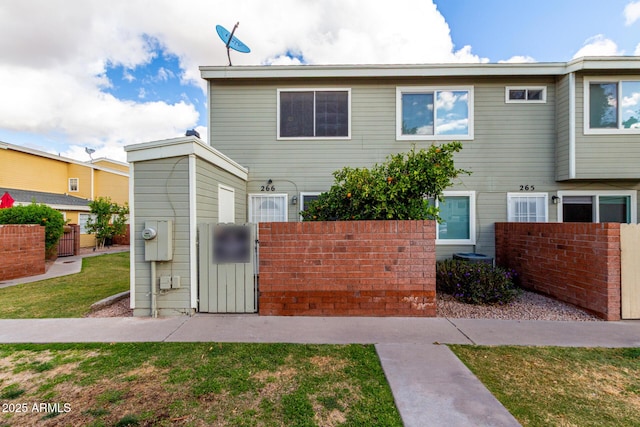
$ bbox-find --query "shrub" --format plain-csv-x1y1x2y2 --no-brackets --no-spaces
85,197,129,249
436,259,520,305
301,142,470,221
0,203,64,251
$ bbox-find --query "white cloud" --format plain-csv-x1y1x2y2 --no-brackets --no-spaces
625,1,640,25
635,43,640,55
622,92,640,108
498,56,537,64
436,118,468,134
0,0,487,162
573,35,623,58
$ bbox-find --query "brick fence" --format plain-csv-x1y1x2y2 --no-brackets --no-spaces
495,222,621,320
258,220,436,316
0,224,45,281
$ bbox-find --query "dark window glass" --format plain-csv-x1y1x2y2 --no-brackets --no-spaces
562,196,593,222
509,89,526,100
589,83,618,128
599,196,630,223
527,89,543,100
280,91,314,137
315,91,348,137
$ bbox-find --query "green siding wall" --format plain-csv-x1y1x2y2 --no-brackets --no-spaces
207,75,639,258
556,74,571,180
195,157,247,224
132,157,193,316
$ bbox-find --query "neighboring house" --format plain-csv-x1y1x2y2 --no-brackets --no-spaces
197,56,640,258
0,142,129,247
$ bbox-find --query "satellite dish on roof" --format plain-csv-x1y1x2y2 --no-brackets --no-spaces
216,22,251,66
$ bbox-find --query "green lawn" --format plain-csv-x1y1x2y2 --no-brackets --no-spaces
450,345,640,427
0,252,129,318
0,342,402,427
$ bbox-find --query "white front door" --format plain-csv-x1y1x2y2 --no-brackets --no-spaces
218,185,235,223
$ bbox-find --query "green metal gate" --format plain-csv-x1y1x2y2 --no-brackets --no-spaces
198,223,257,313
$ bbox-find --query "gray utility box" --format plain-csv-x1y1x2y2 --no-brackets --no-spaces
453,252,494,265
143,220,173,261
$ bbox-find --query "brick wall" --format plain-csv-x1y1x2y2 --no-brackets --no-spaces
495,223,621,320
258,220,436,316
0,225,45,281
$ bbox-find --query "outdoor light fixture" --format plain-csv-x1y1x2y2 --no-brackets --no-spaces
267,179,273,185
551,195,560,204
291,195,298,205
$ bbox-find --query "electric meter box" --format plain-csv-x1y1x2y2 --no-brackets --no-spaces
143,220,173,261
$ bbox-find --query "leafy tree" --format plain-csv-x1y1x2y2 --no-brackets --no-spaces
301,142,470,221
0,203,64,251
85,197,129,249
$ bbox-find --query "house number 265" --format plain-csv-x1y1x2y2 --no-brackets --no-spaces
519,185,535,191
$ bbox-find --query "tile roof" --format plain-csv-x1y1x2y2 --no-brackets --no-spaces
0,188,90,207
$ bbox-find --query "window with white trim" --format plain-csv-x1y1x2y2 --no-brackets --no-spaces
278,89,350,138
78,213,91,234
68,178,79,192
558,191,637,223
397,86,473,140
436,191,476,245
299,192,321,219
507,193,548,222
585,78,640,133
505,86,546,103
248,194,288,223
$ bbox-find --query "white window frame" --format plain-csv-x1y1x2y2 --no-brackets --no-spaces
436,190,476,245
248,193,288,223
396,86,474,141
299,192,322,220
277,88,352,140
505,86,547,103
78,213,91,234
584,77,640,135
507,193,548,222
557,190,637,223
68,178,79,192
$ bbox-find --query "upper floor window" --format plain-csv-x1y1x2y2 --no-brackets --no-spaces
505,86,546,103
397,86,473,140
278,89,350,139
68,178,79,192
585,79,640,133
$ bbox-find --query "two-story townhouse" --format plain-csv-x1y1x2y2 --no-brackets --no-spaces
0,142,129,247
199,56,640,258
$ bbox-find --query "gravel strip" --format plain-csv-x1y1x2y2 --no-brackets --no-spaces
437,290,601,321
90,292,601,321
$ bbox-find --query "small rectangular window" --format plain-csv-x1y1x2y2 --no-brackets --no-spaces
79,213,90,234
507,193,548,222
558,191,636,223
278,89,350,139
68,178,79,192
506,87,547,103
299,192,321,219
248,194,288,223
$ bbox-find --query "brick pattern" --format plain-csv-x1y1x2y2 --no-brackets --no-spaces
258,220,436,316
495,223,621,321
0,225,45,281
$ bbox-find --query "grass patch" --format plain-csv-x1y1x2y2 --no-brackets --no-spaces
0,342,402,426
450,345,640,427
0,252,128,318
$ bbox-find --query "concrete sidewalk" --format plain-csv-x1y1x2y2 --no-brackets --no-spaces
0,315,638,426
0,247,129,289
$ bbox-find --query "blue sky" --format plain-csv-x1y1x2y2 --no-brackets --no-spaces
0,0,638,162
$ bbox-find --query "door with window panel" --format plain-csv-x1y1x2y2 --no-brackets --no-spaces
248,194,288,223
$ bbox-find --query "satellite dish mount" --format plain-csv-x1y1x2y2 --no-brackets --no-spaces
216,22,251,66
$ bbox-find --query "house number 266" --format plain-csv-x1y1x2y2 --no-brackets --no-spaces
519,185,535,191
260,185,275,192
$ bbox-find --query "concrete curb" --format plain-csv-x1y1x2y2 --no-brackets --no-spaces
89,291,130,312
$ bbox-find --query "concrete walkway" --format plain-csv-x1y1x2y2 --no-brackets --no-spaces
0,247,129,289
0,315,638,426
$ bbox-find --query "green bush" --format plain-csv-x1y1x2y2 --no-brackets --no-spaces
436,259,520,305
0,203,65,250
301,142,470,221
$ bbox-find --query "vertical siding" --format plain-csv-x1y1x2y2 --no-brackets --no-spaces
132,157,193,316
555,74,571,180
574,73,640,179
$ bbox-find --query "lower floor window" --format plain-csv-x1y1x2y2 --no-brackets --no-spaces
559,191,636,223
436,191,476,245
78,213,91,234
507,193,548,222
248,194,288,223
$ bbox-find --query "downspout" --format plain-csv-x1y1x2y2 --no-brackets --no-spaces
150,260,157,318
568,72,576,180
